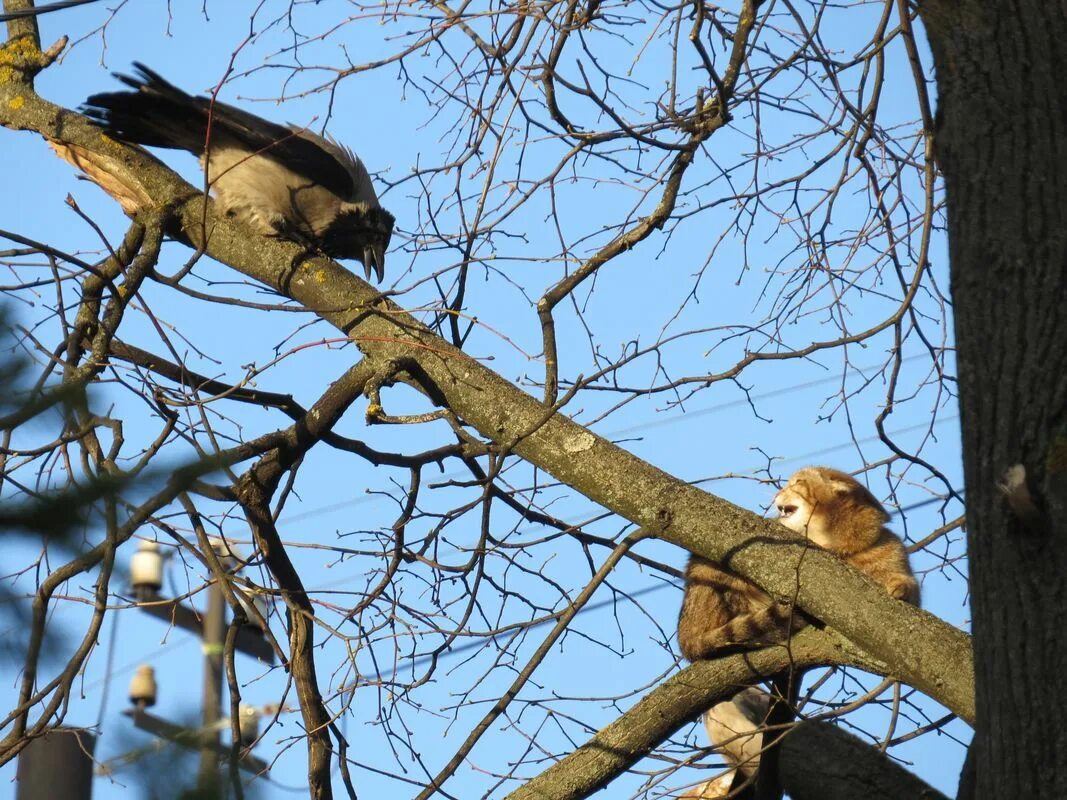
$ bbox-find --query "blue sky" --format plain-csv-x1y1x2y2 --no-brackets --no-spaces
1,2,969,798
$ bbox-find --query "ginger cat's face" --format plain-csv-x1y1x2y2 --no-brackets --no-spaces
773,479,816,536
772,468,832,541
772,467,888,551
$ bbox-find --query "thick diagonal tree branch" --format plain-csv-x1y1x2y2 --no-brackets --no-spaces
0,37,974,798
173,181,976,718
0,57,973,725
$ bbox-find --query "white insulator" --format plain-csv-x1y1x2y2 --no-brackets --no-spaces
128,664,157,709
235,587,269,633
209,536,240,573
237,704,259,746
130,540,163,593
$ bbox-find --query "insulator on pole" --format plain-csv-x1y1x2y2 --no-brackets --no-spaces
130,539,163,600
209,536,240,573
235,587,269,634
128,664,158,710
238,705,260,746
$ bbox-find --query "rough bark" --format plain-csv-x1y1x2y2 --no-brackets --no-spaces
920,2,1067,797
777,720,950,800
682,719,953,800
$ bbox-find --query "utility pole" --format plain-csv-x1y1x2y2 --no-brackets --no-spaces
15,728,95,800
198,579,225,793
124,538,273,791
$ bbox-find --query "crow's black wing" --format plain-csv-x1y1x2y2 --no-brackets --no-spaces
83,63,355,198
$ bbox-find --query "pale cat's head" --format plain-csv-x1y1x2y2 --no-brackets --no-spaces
772,466,889,551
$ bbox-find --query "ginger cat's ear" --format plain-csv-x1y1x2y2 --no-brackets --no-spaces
826,476,856,495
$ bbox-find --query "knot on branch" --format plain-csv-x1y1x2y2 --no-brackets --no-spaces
997,463,1049,534
0,34,65,84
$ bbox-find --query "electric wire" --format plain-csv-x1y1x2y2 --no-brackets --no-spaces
284,353,950,524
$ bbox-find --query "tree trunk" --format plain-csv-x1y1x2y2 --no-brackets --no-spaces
921,3,1067,796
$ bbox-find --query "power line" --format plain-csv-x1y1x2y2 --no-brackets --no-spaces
294,412,961,536
304,412,962,595
606,353,931,437
285,356,951,524
368,489,962,680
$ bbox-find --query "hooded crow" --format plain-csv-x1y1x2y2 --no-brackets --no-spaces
83,63,394,281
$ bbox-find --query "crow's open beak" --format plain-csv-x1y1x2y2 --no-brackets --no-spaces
362,244,386,283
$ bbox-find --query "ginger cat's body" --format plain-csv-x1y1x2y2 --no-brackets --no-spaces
678,466,919,661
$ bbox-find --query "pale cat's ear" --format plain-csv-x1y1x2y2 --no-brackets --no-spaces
826,477,856,495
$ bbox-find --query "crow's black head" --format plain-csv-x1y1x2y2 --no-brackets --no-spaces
321,206,395,282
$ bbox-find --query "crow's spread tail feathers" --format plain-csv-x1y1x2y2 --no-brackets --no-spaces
83,63,359,199
83,63,211,154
